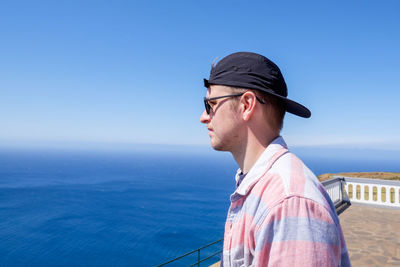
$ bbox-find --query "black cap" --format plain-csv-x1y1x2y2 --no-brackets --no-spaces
204,52,311,118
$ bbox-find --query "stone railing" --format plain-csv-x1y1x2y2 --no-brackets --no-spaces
321,177,347,208
336,176,400,208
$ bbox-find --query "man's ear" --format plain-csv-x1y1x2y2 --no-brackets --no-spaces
241,92,257,121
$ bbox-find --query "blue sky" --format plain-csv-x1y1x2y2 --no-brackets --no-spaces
1,0,399,150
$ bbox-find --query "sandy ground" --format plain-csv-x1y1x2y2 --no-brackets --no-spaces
339,204,400,266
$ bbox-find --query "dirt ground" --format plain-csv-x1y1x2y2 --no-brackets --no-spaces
318,172,400,181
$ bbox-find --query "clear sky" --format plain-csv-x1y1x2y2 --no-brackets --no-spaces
1,0,399,150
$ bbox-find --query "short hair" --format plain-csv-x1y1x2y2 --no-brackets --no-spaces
230,87,285,132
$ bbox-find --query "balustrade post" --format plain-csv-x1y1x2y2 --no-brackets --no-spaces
369,185,373,203
360,184,364,202
377,186,382,204
351,183,355,200
385,186,389,203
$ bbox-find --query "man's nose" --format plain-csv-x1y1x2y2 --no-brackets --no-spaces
200,109,210,124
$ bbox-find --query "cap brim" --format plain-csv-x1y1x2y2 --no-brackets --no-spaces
282,97,311,118
260,90,310,118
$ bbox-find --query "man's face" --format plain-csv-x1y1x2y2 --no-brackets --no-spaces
200,85,242,152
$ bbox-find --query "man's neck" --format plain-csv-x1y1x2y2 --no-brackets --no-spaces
232,133,279,174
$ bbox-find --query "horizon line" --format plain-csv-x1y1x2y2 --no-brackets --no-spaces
0,139,400,152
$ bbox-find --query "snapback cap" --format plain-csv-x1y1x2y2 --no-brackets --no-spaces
204,52,311,118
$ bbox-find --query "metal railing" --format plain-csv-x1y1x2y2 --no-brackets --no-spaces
156,238,223,267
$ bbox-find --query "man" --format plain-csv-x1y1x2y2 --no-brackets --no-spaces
200,52,350,266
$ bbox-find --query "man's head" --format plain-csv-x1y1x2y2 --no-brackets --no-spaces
200,52,310,152
204,52,311,119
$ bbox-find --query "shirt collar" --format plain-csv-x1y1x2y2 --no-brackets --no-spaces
232,136,288,199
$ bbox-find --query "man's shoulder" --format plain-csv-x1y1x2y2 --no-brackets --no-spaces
251,151,328,209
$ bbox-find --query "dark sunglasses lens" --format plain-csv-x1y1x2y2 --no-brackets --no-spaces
204,100,210,114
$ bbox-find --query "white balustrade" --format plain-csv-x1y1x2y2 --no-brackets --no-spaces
336,176,400,208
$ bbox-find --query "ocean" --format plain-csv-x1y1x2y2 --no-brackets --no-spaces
0,145,399,266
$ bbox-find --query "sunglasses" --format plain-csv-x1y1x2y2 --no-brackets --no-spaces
203,93,265,114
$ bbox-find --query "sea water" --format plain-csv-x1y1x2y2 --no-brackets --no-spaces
0,145,399,266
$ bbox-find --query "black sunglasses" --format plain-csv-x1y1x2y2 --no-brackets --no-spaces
203,93,265,114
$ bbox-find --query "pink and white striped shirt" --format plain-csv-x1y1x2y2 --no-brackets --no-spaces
221,137,350,266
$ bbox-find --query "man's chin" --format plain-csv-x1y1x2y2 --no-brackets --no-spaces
210,141,228,152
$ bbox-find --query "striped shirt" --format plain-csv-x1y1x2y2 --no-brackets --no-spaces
221,137,350,266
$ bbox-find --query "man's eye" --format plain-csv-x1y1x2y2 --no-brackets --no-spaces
209,101,217,106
